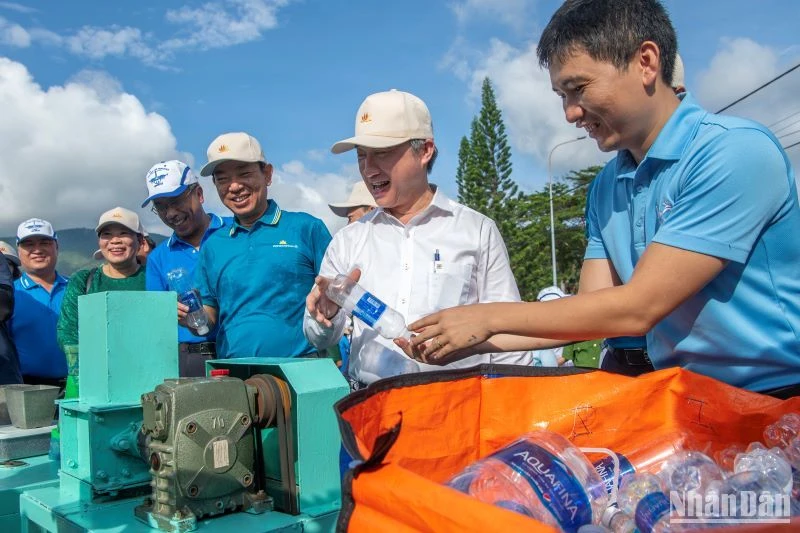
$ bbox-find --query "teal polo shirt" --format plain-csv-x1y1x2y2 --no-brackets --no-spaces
11,272,69,378
195,200,332,358
585,93,800,392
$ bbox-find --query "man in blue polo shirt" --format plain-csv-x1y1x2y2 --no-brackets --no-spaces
186,132,331,358
405,0,800,397
10,218,68,389
142,160,229,376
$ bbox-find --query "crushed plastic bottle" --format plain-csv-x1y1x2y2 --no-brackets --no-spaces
167,268,210,335
446,430,608,532
734,444,793,496
657,451,724,508
325,274,411,339
763,413,800,449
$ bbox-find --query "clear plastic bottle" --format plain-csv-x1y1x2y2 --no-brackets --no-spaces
715,471,787,520
764,413,800,449
616,473,676,533
325,274,411,339
446,430,608,532
734,444,793,496
167,268,210,335
657,450,724,508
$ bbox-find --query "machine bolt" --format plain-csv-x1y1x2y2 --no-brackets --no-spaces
67,460,78,469
121,468,131,478
117,438,130,450
188,485,199,497
240,415,250,426
216,500,224,510
96,470,108,481
186,422,197,434
242,473,253,486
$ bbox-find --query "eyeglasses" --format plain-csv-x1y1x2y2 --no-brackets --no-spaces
150,185,197,215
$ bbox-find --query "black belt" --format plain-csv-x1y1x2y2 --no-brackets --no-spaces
180,342,216,355
609,347,652,367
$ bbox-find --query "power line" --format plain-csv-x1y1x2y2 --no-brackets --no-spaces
715,61,800,114
784,140,800,151
768,109,800,129
777,129,800,140
772,118,800,136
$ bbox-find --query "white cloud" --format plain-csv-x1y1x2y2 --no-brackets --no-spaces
451,0,533,31
269,160,361,235
0,2,37,15
0,58,188,234
162,0,288,52
0,15,30,47
466,39,608,182
2,0,291,67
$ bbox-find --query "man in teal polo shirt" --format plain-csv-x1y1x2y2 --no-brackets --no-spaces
186,132,332,358
405,0,800,396
11,218,68,388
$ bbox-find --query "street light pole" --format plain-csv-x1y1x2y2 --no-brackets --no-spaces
547,135,587,288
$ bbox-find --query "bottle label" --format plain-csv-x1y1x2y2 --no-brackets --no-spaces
352,292,386,327
496,441,592,532
179,289,203,313
634,491,671,533
593,453,635,496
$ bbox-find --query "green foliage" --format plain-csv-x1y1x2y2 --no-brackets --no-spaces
455,75,603,300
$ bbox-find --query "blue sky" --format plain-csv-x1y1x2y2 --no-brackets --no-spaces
0,0,798,235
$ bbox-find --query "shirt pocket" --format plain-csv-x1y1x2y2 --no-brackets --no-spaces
427,262,473,311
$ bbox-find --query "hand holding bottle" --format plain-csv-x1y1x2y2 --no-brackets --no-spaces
307,268,361,328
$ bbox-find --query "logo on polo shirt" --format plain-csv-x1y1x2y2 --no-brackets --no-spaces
273,239,298,249
657,200,673,222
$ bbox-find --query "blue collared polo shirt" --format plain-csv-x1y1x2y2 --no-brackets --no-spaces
146,213,229,343
11,272,69,378
585,93,800,392
195,200,332,358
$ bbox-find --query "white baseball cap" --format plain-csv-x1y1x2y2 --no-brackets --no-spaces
200,132,266,177
328,181,378,217
17,218,57,243
0,241,20,266
537,286,567,302
142,160,199,207
95,207,141,235
331,89,433,154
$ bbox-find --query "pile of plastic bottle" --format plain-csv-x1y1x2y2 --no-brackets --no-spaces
445,413,800,532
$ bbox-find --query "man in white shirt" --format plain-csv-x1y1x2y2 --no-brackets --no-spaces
304,89,531,388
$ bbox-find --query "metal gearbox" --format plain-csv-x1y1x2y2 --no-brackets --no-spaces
134,377,270,532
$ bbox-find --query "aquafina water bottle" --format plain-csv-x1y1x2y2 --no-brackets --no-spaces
167,268,210,336
446,430,608,532
325,274,411,339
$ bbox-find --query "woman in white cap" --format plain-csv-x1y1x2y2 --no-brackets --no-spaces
56,207,146,397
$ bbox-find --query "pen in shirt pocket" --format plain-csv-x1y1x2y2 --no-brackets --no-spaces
433,249,441,272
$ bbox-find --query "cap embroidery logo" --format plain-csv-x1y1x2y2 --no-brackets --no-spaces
218,144,229,153
360,112,371,123
149,172,167,187
25,222,43,232
112,211,123,219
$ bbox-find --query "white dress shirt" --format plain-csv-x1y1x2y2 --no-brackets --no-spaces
304,188,532,384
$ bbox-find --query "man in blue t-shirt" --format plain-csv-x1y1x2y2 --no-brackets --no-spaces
405,0,800,396
185,132,332,358
142,160,229,376
10,218,68,389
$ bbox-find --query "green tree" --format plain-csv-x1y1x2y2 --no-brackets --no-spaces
456,78,519,233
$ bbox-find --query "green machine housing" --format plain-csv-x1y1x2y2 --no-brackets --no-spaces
17,292,349,532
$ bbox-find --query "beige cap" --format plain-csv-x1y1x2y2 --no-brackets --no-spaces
672,53,685,91
200,132,266,176
328,181,378,217
95,207,141,235
331,89,433,154
0,240,20,266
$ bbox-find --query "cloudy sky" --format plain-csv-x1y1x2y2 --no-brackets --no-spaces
0,0,798,236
